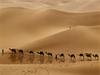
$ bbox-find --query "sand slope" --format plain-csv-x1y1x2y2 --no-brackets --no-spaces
1,7,100,27
0,7,100,48
23,26,100,51
0,7,100,75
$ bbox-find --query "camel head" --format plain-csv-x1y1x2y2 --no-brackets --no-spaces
45,51,48,54
92,54,99,57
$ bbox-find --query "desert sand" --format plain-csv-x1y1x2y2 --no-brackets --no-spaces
0,62,100,75
0,6,100,75
0,7,100,49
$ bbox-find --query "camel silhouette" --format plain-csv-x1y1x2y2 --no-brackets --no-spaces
2,49,4,56
45,52,53,63
68,54,76,62
79,53,84,61
29,51,34,54
18,49,24,54
36,51,44,64
9,48,17,54
29,51,34,64
55,53,65,62
59,53,64,57
92,54,99,60
18,49,24,63
59,53,65,62
45,52,52,56
37,51,44,56
85,53,92,61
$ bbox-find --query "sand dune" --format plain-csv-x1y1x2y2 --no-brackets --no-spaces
1,7,100,26
0,7,100,48
0,7,100,75
22,26,100,52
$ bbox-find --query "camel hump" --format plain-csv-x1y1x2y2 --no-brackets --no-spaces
29,51,34,53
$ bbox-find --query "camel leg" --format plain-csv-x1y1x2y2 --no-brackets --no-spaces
48,56,53,64
2,49,4,56
95,56,99,61
40,55,44,64
80,56,84,61
71,57,76,63
60,57,65,62
87,57,92,61
18,53,24,64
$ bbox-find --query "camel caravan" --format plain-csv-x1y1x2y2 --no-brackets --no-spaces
1,48,99,64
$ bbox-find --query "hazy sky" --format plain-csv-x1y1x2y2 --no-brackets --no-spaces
0,0,100,12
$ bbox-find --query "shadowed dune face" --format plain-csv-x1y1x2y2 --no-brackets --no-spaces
0,7,100,48
23,26,100,51
0,7,65,48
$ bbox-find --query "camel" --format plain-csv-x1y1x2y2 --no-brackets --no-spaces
92,54,99,60
85,53,92,61
29,51,34,54
2,49,4,55
68,54,76,62
29,51,34,63
45,52,52,57
29,51,34,56
79,53,84,61
37,51,44,56
59,53,65,57
18,49,24,54
9,48,17,54
59,53,65,62
55,53,65,62
36,51,44,64
18,49,24,63
45,52,53,63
